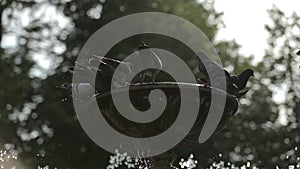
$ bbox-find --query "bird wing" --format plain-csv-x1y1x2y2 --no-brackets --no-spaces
197,51,233,85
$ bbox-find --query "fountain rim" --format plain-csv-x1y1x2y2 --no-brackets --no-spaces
95,82,238,101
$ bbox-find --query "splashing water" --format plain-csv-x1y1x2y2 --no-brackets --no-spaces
37,166,49,169
179,154,198,169
0,144,297,168
37,166,57,169
106,150,151,169
0,149,18,169
209,160,259,169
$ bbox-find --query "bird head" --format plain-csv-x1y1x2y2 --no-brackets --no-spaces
243,69,254,77
138,41,149,51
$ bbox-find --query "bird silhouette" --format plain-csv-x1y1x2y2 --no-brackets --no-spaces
231,69,254,90
136,42,162,83
196,51,233,86
296,49,300,69
196,51,253,98
223,69,253,98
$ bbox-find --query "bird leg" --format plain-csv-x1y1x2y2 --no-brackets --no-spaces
203,83,210,88
140,73,145,84
151,72,158,84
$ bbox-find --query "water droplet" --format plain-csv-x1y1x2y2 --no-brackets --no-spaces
246,161,251,167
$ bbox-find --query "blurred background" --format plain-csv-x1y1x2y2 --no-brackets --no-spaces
0,0,300,168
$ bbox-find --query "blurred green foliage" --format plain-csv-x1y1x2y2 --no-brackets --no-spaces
0,0,299,168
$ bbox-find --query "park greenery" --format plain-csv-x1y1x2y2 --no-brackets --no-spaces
0,0,299,168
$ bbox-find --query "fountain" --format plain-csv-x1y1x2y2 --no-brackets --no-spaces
96,82,239,169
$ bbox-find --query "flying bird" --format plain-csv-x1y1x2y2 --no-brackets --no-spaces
61,82,98,101
68,59,101,87
92,54,132,88
67,54,132,93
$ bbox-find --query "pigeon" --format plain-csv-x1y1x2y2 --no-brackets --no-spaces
231,69,254,90
136,42,162,83
225,69,254,98
196,50,234,86
196,51,253,98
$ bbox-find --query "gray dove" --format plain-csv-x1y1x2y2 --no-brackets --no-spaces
136,42,162,83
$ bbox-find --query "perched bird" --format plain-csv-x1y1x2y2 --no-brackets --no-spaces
226,69,254,98
196,50,233,86
196,50,253,98
136,42,162,83
231,69,254,90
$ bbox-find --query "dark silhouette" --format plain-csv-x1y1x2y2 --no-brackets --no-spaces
136,42,162,83
196,51,253,98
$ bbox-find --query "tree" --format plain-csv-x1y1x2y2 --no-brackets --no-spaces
197,6,300,169
2,1,299,168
